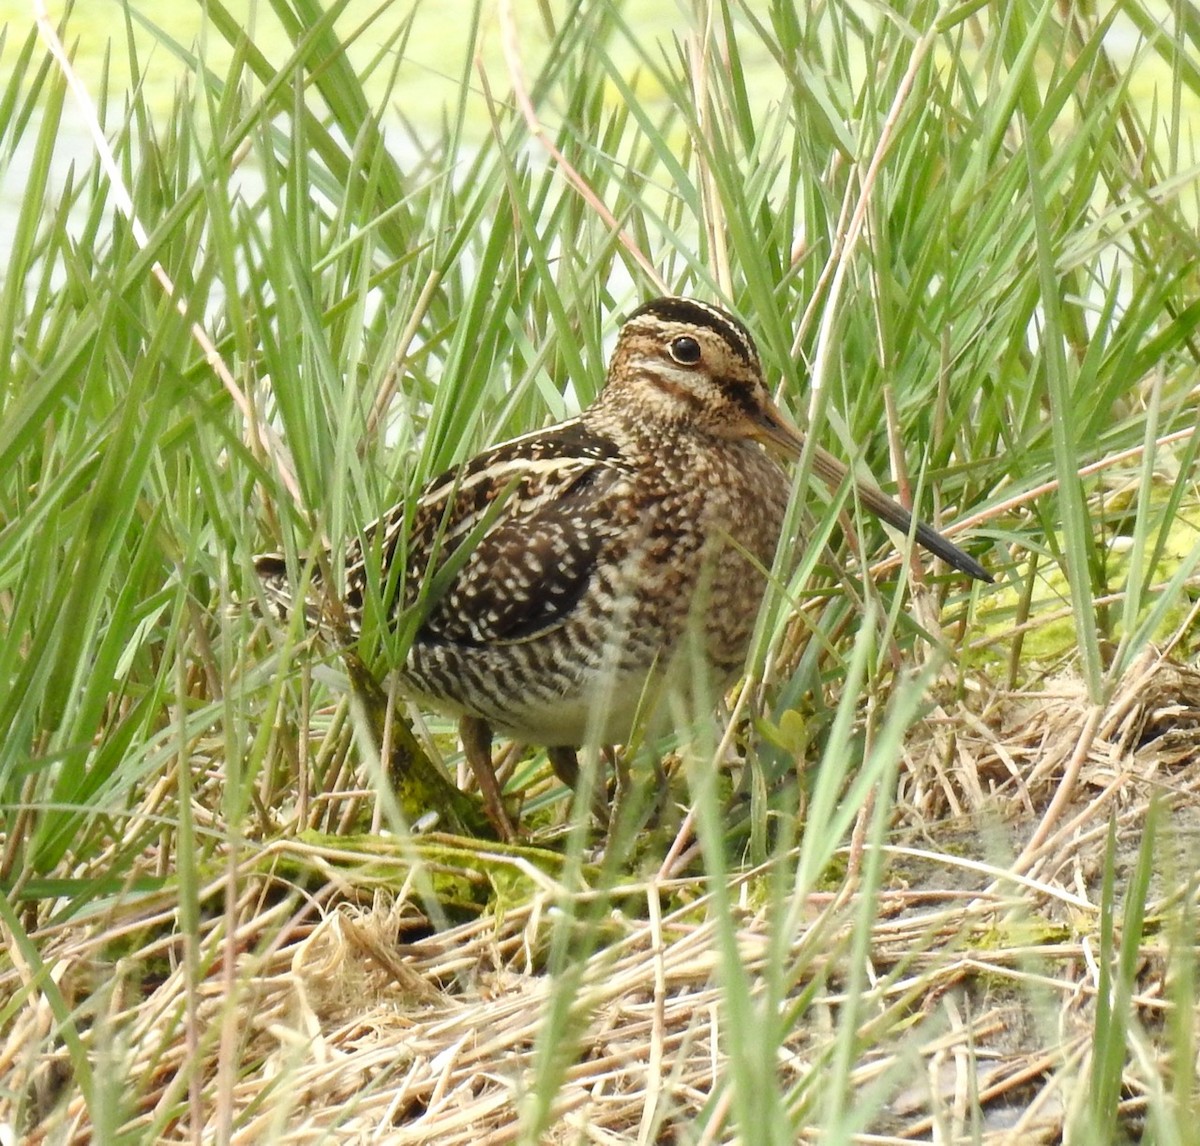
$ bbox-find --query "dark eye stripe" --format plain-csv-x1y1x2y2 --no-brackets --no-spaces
626,296,758,367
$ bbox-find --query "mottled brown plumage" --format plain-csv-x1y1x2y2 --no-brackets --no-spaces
257,296,990,837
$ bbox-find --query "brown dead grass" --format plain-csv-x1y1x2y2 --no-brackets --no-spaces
4,645,1200,1143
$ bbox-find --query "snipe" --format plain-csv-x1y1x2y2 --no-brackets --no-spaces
257,296,990,837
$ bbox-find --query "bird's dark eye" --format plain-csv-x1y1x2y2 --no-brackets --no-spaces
668,336,702,365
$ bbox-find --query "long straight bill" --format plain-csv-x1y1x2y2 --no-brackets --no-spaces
808,445,992,583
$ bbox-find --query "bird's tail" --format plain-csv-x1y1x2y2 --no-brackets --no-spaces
251,551,337,632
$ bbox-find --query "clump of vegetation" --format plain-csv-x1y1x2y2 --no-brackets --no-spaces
2,2,1198,1141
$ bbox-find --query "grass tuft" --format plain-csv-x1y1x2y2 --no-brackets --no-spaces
2,1,1200,1141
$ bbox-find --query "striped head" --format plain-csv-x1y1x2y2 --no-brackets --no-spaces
596,296,805,459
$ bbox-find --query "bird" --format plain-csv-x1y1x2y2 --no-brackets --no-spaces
256,296,991,838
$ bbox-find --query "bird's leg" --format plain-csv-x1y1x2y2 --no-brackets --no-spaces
546,745,580,788
648,753,672,823
548,744,610,824
459,715,517,841
603,747,632,856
